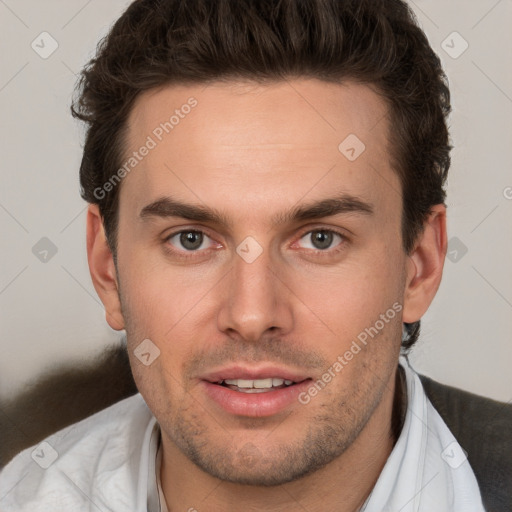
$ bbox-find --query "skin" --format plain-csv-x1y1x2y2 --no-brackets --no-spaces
87,79,447,511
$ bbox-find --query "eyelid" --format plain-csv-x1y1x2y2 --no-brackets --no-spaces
295,224,350,239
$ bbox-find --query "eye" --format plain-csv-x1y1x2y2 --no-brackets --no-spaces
296,229,346,251
166,230,213,252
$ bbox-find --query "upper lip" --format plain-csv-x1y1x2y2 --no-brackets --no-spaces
200,365,311,383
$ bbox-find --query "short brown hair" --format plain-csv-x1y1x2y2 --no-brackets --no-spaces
72,0,451,351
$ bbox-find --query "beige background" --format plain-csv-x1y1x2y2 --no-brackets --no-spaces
0,0,511,402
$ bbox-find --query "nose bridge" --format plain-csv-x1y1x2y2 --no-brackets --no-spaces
234,249,274,305
217,241,292,340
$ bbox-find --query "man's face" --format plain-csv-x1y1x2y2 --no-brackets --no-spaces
115,79,409,484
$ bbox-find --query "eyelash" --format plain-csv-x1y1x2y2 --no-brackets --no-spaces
162,227,349,261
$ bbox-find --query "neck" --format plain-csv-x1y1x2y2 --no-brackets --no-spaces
160,364,406,512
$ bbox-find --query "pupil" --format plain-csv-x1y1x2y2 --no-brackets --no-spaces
180,231,203,250
312,231,332,250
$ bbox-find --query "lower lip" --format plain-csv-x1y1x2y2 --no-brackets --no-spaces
201,380,312,417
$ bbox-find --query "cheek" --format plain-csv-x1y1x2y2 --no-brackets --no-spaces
118,256,215,375
120,269,195,416
291,245,405,341
118,247,199,331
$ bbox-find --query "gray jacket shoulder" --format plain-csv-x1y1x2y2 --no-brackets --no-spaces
420,373,512,512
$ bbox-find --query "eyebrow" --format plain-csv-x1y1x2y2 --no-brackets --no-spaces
139,193,374,227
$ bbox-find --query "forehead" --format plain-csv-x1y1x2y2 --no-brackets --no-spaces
120,79,400,226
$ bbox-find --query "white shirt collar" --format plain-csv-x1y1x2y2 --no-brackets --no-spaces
147,423,168,512
360,355,485,511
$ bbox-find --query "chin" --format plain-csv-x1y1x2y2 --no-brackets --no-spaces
170,419,353,487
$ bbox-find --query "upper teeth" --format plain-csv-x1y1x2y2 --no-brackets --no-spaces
222,378,293,388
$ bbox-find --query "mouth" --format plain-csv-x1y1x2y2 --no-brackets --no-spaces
200,367,313,417
214,377,303,393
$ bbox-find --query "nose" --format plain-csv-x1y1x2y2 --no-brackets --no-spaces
216,244,294,343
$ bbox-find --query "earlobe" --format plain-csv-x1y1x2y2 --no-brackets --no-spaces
402,204,447,324
86,204,125,331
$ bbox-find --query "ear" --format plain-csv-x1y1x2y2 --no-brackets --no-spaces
402,204,447,323
86,204,125,330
